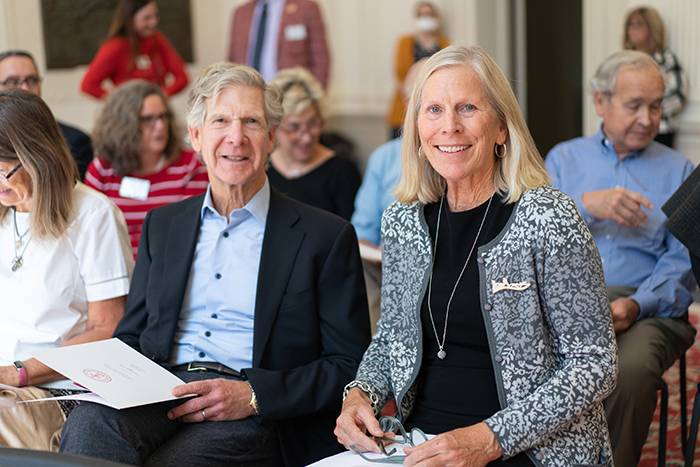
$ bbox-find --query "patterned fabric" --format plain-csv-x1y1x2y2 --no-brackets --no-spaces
355,185,617,466
650,48,688,135
85,150,209,258
45,388,88,418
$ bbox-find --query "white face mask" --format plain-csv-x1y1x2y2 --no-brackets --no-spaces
415,15,439,33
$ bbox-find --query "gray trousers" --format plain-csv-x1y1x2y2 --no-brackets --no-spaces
604,286,696,467
60,371,282,467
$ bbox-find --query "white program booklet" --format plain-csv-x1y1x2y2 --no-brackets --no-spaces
27,338,190,409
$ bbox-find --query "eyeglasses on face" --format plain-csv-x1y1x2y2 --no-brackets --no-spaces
139,112,172,127
279,117,322,136
0,162,22,183
0,75,42,89
349,416,429,464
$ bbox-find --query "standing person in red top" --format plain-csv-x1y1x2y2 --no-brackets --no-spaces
81,0,188,99
85,80,208,258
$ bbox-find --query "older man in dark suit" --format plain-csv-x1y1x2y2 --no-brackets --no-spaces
60,62,370,467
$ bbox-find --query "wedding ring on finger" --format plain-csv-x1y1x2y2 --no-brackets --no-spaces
201,409,207,421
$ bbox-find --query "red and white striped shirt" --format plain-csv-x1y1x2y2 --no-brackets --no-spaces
85,150,209,259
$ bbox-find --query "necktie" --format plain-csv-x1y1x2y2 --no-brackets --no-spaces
252,2,268,72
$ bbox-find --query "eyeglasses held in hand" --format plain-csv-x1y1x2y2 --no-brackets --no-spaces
349,416,428,464
139,112,172,127
1,76,42,89
0,162,22,183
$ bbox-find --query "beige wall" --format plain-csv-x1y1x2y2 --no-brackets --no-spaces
584,0,700,165
3,1,698,165
0,0,511,167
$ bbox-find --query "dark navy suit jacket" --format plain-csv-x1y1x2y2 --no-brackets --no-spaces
114,187,371,466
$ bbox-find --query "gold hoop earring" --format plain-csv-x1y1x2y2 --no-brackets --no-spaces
418,146,428,160
495,143,507,158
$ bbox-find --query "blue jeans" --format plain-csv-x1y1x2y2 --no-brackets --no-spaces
59,371,282,467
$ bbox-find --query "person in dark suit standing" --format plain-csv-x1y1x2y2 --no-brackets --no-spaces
228,0,330,88
60,62,370,467
0,50,93,180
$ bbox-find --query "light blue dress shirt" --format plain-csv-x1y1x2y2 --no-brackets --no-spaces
546,127,696,318
169,179,270,371
351,137,403,246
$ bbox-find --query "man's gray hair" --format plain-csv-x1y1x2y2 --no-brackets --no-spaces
590,50,663,101
185,62,284,138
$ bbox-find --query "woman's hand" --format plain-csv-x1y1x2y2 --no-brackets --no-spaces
403,422,502,467
334,388,385,454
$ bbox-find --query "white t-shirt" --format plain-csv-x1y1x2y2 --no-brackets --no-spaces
0,183,133,381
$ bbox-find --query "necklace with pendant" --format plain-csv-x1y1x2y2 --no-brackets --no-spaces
427,193,493,360
12,209,31,272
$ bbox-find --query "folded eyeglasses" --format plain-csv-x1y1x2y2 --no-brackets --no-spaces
349,416,428,464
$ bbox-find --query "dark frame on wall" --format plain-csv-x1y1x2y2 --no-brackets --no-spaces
40,0,193,70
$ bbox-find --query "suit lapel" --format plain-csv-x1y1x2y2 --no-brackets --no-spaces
158,197,203,332
252,189,304,367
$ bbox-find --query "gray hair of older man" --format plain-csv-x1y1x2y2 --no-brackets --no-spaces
185,62,284,136
590,50,664,102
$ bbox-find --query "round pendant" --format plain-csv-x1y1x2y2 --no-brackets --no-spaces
437,349,446,360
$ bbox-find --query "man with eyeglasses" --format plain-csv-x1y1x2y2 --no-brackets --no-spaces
0,50,93,180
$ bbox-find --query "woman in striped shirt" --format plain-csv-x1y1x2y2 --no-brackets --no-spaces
85,80,208,259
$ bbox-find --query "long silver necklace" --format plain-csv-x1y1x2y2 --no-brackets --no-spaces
12,209,31,272
427,193,493,360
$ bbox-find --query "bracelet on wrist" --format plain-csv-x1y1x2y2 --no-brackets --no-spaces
343,380,379,415
245,380,260,416
13,361,28,388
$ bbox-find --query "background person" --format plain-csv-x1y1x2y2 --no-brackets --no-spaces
85,80,208,259
268,67,360,221
387,1,449,140
60,62,370,467
335,44,617,466
0,89,132,450
623,5,688,147
0,50,93,180
81,0,188,99
546,50,696,467
228,0,330,88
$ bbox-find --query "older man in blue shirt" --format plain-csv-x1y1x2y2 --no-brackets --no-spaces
546,50,696,467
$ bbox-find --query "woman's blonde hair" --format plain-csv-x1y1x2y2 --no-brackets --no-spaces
0,89,78,242
93,80,180,177
271,67,326,119
395,44,549,204
623,6,667,53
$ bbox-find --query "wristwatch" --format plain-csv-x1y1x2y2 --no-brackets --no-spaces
13,361,28,387
245,380,260,416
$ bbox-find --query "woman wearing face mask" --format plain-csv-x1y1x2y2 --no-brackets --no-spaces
387,2,450,140
81,0,188,99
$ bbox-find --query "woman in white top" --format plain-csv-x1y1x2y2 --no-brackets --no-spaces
0,89,133,450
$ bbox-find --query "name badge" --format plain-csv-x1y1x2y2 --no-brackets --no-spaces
284,24,307,41
135,54,152,70
119,176,151,200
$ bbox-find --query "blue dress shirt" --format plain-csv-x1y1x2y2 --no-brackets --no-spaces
546,128,696,318
169,179,270,370
351,137,403,246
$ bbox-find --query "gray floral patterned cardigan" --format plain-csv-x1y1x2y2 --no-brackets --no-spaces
354,185,617,467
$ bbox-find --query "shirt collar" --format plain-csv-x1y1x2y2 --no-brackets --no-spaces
201,177,271,226
597,125,647,161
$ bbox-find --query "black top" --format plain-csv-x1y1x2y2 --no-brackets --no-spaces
58,121,93,181
414,40,441,62
267,156,361,221
405,193,534,466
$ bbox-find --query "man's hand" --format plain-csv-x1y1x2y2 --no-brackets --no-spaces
581,188,653,227
167,378,255,422
610,297,640,333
